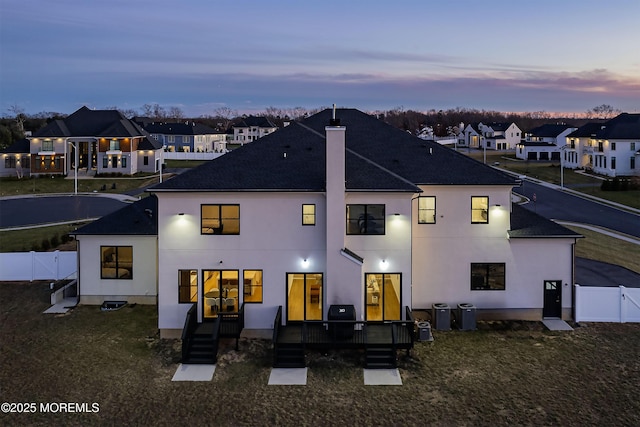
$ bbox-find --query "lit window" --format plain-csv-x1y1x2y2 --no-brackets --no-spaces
110,139,120,151
101,246,133,279
418,196,436,224
302,204,316,225
243,270,263,303
471,196,489,224
201,204,240,235
178,270,197,303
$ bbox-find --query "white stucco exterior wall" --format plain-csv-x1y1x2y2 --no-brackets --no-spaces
76,234,158,304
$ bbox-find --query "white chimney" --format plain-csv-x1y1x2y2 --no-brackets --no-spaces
325,105,347,306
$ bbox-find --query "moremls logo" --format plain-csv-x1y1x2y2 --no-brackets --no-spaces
40,402,100,413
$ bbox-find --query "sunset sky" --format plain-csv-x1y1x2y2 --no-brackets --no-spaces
1,0,639,116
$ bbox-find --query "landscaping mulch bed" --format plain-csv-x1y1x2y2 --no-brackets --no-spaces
1,281,639,426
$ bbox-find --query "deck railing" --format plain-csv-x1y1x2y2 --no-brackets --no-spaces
181,303,197,361
273,306,416,350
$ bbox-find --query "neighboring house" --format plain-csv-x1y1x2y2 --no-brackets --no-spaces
463,123,484,148
0,138,31,178
565,114,640,177
232,116,277,145
141,121,227,153
0,107,164,177
71,195,158,305
478,122,521,150
138,108,580,339
516,124,578,161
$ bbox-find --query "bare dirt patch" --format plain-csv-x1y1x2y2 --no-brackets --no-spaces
1,281,639,426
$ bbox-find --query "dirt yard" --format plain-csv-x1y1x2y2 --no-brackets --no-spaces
1,281,639,426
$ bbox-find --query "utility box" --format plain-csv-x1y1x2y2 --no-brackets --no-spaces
417,321,433,341
432,303,451,331
328,304,356,340
457,303,476,331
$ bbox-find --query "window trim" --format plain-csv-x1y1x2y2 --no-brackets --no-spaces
471,196,489,224
417,196,436,224
346,204,386,235
178,269,198,303
243,269,263,303
100,246,133,280
201,204,240,235
470,262,505,291
302,204,316,226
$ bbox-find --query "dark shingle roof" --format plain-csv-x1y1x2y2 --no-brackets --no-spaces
566,122,604,138
150,108,517,192
526,124,575,137
233,116,277,128
509,204,582,238
1,138,30,153
33,106,147,138
143,122,221,136
593,113,640,139
485,122,513,131
72,195,158,236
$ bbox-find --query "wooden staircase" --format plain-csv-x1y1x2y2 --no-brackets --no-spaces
365,346,397,369
181,305,219,364
273,343,306,368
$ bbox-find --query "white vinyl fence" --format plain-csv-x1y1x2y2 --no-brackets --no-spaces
575,284,640,323
0,251,77,281
163,152,224,161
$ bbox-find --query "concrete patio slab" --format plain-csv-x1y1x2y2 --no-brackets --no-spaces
268,368,307,385
171,364,216,381
542,319,574,331
43,298,77,314
363,368,403,386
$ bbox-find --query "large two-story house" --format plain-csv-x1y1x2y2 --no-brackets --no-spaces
478,122,521,150
130,108,579,338
564,113,640,177
516,124,578,161
0,107,163,178
141,121,227,153
232,116,278,145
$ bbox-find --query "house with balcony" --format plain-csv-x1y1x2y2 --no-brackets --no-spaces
141,121,227,153
516,124,578,161
232,116,277,145
478,122,521,150
0,107,163,178
565,114,640,177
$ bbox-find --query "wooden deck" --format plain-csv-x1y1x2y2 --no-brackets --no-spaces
272,306,416,368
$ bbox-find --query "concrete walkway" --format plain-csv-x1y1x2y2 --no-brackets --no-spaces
542,319,574,331
43,297,78,314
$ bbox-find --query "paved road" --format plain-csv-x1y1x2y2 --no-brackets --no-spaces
0,195,131,228
514,180,640,238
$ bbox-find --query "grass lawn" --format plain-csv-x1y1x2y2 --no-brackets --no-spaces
0,175,160,197
1,282,639,426
460,150,640,209
568,225,640,274
0,223,82,252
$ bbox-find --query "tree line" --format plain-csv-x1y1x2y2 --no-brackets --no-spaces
0,103,622,150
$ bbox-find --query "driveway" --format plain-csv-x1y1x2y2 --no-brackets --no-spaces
0,194,134,228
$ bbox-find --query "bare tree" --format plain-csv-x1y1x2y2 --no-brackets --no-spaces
8,104,25,135
167,106,184,120
586,104,622,120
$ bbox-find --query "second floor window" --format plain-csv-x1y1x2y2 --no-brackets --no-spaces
471,196,489,224
42,140,54,152
201,204,240,235
302,204,316,225
418,196,436,224
347,204,385,235
110,139,120,150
